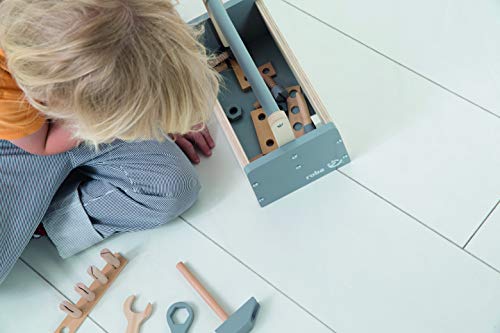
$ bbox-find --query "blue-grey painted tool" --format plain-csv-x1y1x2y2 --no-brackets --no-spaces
177,262,260,333
204,0,295,147
215,297,259,333
166,302,194,333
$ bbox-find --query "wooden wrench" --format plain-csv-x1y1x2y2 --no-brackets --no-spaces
123,295,153,333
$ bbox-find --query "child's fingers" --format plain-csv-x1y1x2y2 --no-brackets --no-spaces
186,132,211,157
175,136,200,164
201,127,215,149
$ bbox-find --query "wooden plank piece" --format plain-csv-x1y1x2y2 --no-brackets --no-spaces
287,85,313,138
250,108,278,155
229,59,277,91
55,253,128,333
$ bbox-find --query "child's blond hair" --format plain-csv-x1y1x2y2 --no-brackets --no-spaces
0,0,219,145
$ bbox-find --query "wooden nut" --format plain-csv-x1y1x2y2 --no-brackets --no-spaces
87,265,108,285
59,301,83,319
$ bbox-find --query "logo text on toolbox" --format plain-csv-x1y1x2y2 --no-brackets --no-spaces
305,159,342,181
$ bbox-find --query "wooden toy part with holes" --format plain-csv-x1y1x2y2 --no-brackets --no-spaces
250,108,278,155
286,86,313,138
54,249,127,333
253,85,313,139
229,59,276,91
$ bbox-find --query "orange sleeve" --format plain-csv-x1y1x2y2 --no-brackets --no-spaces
0,49,46,140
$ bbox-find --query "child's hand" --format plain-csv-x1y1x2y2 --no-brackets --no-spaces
172,126,215,164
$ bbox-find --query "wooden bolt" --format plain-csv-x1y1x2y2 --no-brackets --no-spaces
87,265,108,285
59,301,83,319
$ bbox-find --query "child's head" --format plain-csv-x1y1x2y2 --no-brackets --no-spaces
0,0,219,144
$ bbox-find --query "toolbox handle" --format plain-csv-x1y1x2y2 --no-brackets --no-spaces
204,0,295,147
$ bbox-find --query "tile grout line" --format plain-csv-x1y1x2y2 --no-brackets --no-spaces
18,258,111,333
280,0,500,120
463,200,500,249
179,216,338,333
337,170,500,277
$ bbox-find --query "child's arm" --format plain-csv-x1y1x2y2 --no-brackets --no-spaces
9,121,80,155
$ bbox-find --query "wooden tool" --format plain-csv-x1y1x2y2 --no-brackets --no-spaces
250,108,278,155
54,250,128,333
123,295,153,333
286,86,313,138
229,60,276,91
176,262,260,333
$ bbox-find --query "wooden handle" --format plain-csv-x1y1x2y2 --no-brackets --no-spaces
125,321,141,333
268,110,295,146
176,262,229,321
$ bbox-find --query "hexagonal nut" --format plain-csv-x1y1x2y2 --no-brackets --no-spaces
225,105,243,122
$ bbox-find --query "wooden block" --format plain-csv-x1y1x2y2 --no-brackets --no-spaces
214,61,228,73
250,108,278,155
55,253,128,333
286,86,313,138
229,60,276,91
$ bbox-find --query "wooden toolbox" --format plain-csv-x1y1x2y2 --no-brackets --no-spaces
191,0,350,207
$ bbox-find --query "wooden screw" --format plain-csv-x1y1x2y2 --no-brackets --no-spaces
100,248,121,269
87,265,108,285
74,283,96,302
59,301,82,319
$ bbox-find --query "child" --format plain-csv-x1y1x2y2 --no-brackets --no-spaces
0,0,219,283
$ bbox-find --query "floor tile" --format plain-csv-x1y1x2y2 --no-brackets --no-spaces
284,0,500,116
21,219,332,333
0,261,105,333
265,0,500,245
466,203,500,270
182,124,500,332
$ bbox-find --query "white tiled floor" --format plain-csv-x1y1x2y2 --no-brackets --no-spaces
467,203,500,270
284,0,500,117
1,1,499,333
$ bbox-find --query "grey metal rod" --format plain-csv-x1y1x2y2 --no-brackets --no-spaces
205,0,279,116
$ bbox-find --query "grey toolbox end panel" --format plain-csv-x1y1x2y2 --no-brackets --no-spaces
244,123,350,207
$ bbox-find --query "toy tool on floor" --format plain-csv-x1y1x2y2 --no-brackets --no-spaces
55,249,128,333
123,295,153,333
167,302,195,333
176,262,260,333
